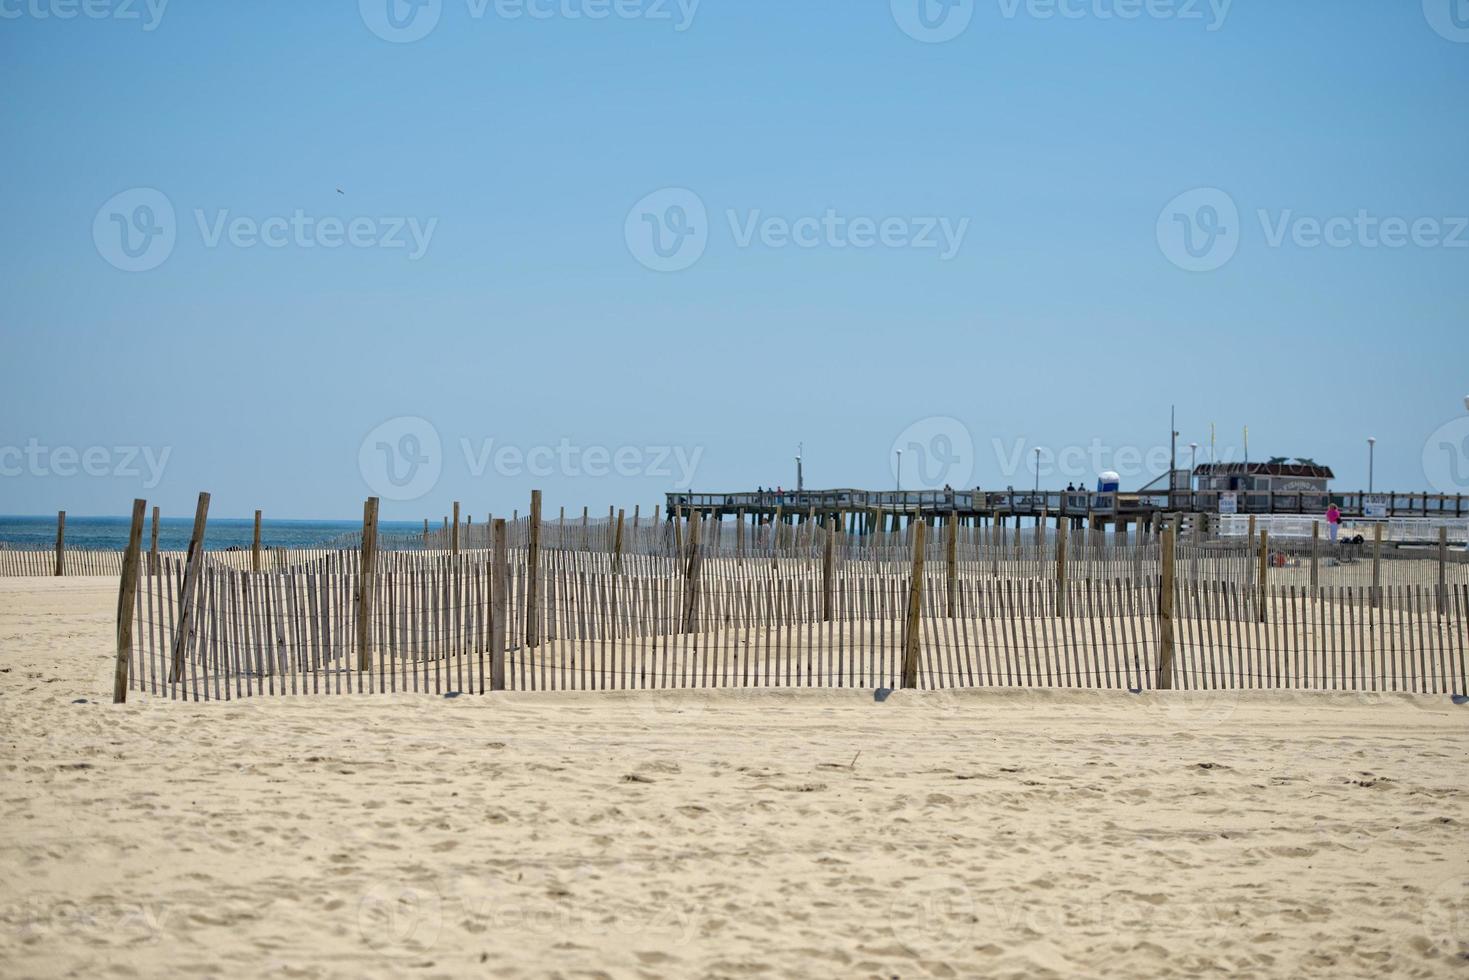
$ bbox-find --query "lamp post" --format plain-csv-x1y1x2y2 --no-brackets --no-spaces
1367,436,1375,495
895,450,902,493
1169,406,1178,509
1188,443,1199,501
1033,447,1041,501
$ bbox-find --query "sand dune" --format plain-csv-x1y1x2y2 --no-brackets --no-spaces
1,576,1466,977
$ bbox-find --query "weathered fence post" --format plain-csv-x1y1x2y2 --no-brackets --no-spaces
491,518,508,691
822,517,836,621
526,490,542,647
1258,529,1269,623
451,501,460,556
1439,526,1448,616
1156,524,1176,690
613,508,625,573
1372,523,1383,611
149,505,160,574
252,509,262,572
946,512,958,618
357,496,379,671
1310,520,1319,597
112,498,147,704
169,492,210,683
1245,514,1257,590
54,510,65,576
683,513,702,634
993,515,1003,578
1055,518,1068,618
901,519,927,689
771,505,782,569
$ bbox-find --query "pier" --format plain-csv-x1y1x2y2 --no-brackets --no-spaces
666,487,1469,534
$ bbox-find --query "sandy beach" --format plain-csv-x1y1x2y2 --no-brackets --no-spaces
2,576,1466,978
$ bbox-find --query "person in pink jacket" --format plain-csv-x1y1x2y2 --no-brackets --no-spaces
1325,503,1341,543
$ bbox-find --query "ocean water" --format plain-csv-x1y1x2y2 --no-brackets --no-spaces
0,515,425,552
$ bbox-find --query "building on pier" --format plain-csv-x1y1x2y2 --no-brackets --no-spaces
1193,458,1333,494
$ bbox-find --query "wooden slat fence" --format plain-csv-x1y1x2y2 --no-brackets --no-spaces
124,537,1468,701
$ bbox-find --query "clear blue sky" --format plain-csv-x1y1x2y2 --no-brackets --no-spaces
2,1,1467,521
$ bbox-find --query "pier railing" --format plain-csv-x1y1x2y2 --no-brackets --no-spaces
667,488,1468,519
